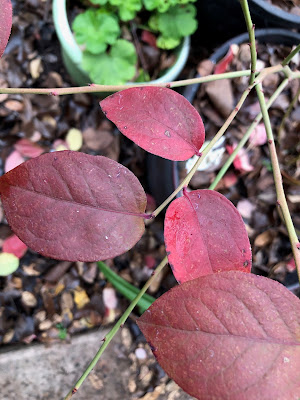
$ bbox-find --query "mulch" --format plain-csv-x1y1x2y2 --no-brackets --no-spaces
0,1,299,399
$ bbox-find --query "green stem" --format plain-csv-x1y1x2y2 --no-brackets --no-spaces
0,70,252,96
97,261,155,313
255,83,300,281
282,44,300,66
152,64,285,217
152,88,252,217
239,0,257,85
63,256,168,400
277,86,300,143
209,78,289,190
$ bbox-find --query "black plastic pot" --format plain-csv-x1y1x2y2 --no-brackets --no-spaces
248,0,300,29
147,28,300,205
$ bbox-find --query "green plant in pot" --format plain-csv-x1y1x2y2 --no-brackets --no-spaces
52,0,197,86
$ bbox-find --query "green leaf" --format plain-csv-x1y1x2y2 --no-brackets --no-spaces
98,262,155,313
72,9,120,54
82,39,137,85
155,4,197,46
118,0,142,21
156,35,180,50
89,0,109,4
0,252,19,276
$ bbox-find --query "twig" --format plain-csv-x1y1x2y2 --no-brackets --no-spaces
0,70,256,96
152,64,284,218
277,86,300,143
282,44,300,66
63,256,168,400
209,78,289,190
239,0,257,85
256,83,300,281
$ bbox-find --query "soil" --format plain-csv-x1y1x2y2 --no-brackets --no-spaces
0,1,299,399
266,0,300,14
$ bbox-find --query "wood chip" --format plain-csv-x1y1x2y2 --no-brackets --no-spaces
21,291,37,308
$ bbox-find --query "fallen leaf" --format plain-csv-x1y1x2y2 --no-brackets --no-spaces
73,287,90,309
14,138,44,158
205,79,234,118
65,128,83,151
103,287,118,309
0,252,19,276
236,199,256,219
4,150,26,172
226,143,254,172
138,271,300,400
2,234,28,258
21,291,37,308
29,58,43,79
249,123,267,146
214,44,238,74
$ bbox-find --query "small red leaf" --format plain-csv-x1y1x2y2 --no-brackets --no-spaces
141,30,157,48
138,271,300,400
14,138,44,158
5,150,26,172
0,0,12,58
214,44,238,75
100,87,205,161
164,189,251,283
226,143,254,172
0,151,147,261
2,234,28,258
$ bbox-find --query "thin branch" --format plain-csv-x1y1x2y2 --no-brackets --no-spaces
152,64,285,218
209,78,289,190
63,256,168,400
152,87,252,217
282,44,300,66
239,0,257,85
0,70,253,96
256,83,300,281
277,86,300,142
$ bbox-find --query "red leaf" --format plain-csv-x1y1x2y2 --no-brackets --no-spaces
2,234,28,258
0,0,12,58
214,44,238,75
138,271,300,400
164,189,251,283
100,87,205,161
5,150,26,172
141,30,157,48
0,151,147,261
226,143,254,172
14,138,44,158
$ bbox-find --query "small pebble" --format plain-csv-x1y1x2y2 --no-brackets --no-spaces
135,347,147,360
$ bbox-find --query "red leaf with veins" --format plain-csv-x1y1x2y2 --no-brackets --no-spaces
100,87,205,161
164,189,251,283
0,151,146,261
138,271,300,400
0,0,12,58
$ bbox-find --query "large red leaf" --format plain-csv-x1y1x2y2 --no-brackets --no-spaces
100,87,205,161
138,271,300,400
0,0,12,58
164,189,251,283
0,151,146,261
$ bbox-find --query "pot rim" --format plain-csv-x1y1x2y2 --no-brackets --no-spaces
52,0,191,85
249,0,300,27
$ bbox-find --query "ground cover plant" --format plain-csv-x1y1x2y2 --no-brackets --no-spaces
71,0,197,84
0,0,300,399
